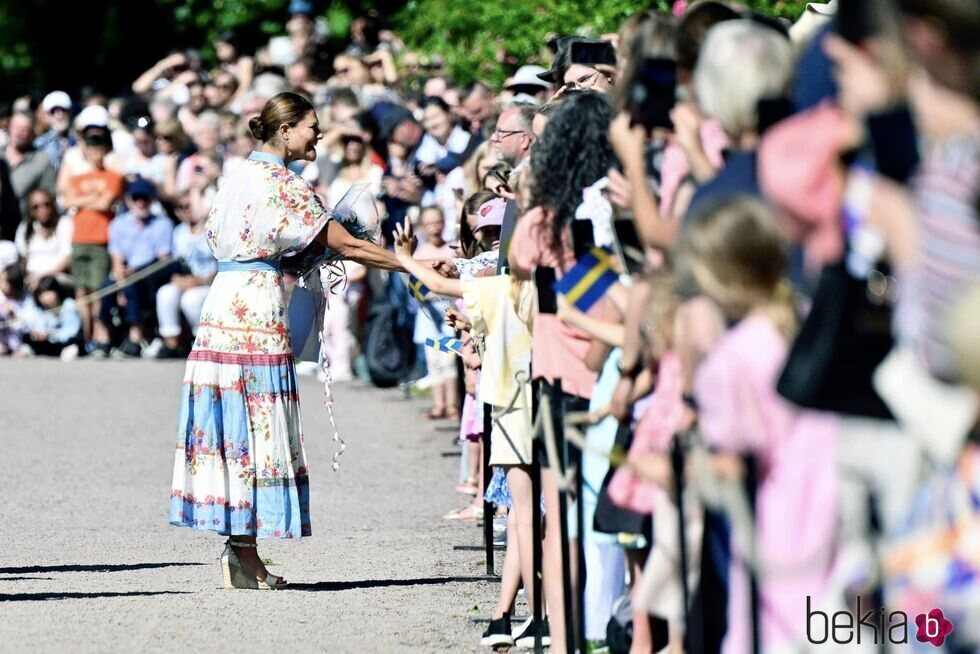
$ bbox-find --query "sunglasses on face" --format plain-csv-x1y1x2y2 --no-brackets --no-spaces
131,194,151,203
176,204,192,211
30,201,53,210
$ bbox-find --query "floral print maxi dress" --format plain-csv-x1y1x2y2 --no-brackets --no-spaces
169,151,332,539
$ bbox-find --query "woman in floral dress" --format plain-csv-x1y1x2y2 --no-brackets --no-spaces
168,92,405,589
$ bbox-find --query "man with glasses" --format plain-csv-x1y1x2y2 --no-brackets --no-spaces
490,105,536,168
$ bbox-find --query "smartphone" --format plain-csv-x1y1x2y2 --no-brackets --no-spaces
613,219,645,275
570,40,617,67
535,267,558,315
629,57,677,131
571,219,595,260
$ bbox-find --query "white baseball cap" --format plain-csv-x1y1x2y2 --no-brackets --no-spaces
41,91,72,113
505,65,550,90
74,105,110,130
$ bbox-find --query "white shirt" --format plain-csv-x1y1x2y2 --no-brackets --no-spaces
15,216,73,276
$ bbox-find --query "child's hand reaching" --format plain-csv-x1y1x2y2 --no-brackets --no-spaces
392,217,416,259
444,306,471,331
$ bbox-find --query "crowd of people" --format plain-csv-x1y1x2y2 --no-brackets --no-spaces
4,0,980,651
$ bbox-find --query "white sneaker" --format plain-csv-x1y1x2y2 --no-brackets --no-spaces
60,343,80,361
142,337,163,358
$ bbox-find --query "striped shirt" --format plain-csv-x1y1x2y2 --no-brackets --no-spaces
896,127,980,381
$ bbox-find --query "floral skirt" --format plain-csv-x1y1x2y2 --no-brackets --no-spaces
168,270,311,539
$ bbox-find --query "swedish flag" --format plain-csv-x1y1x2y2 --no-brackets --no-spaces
554,246,618,312
407,274,431,302
424,337,464,355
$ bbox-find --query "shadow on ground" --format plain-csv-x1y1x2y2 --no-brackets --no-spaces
0,562,206,575
288,575,499,592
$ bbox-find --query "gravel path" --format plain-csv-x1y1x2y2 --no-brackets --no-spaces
0,358,502,653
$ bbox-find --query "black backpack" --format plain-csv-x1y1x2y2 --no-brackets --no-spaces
363,302,416,388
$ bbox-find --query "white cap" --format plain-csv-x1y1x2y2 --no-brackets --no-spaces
41,91,72,113
505,65,550,90
74,105,110,130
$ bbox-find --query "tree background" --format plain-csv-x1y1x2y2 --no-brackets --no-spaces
0,0,806,104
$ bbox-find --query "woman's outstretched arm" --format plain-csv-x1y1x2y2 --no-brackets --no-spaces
315,219,404,272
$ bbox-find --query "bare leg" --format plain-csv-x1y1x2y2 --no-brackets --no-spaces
77,288,92,341
227,535,285,584
504,466,537,614
467,441,481,484
444,378,458,415
492,509,523,619
542,468,568,653
627,548,653,654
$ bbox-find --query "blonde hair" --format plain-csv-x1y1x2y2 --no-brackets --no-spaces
694,19,793,138
679,195,796,338
642,271,681,359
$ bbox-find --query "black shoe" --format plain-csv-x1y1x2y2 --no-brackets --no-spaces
113,339,143,359
155,345,185,360
84,341,111,359
480,613,514,649
514,618,550,649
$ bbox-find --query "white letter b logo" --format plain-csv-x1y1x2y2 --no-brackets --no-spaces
925,615,940,638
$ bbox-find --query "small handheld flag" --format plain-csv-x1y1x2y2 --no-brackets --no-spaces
424,337,464,355
407,274,431,302
553,246,618,312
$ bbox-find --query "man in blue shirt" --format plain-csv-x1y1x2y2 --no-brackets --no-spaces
90,177,175,358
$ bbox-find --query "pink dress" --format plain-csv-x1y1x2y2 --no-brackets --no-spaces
694,315,839,653
608,351,685,514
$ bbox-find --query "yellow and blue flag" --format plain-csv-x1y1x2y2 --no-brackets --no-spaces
407,274,431,302
554,246,618,312
424,337,464,355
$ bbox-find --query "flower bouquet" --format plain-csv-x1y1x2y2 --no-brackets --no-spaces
282,183,381,277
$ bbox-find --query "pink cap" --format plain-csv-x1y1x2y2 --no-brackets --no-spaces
474,198,506,232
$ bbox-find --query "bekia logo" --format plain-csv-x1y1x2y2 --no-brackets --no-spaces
915,608,953,647
807,597,953,647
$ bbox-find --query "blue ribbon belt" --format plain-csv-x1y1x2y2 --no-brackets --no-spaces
216,259,281,273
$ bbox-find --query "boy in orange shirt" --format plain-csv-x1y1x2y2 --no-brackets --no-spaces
64,126,124,348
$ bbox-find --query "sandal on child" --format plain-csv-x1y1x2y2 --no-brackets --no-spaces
442,505,484,521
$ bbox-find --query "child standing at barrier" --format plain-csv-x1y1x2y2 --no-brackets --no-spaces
413,206,459,419
680,196,840,654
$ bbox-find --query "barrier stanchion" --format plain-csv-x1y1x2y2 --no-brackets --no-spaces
482,402,494,577
549,379,576,653
573,425,586,654
744,454,761,654
530,378,544,654
671,435,692,653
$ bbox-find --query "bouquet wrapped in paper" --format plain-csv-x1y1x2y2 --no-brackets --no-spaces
283,183,381,276
287,183,381,362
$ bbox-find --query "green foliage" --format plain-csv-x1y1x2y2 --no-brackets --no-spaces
394,0,807,88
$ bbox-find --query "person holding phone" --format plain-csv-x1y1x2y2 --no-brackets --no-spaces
507,90,615,652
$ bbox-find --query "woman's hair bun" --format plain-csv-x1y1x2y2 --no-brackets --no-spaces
248,116,266,141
